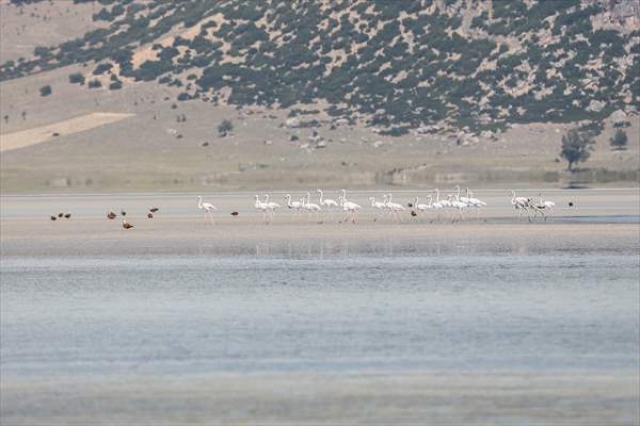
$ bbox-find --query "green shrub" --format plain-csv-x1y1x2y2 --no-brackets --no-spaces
68,72,85,84
610,129,628,150
39,85,52,96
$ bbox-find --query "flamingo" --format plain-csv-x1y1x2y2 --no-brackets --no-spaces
284,194,303,215
531,193,556,221
464,188,487,207
254,195,271,224
434,188,452,221
454,185,471,204
303,192,322,222
431,190,445,222
197,196,217,223
510,190,532,221
537,193,556,210
339,195,361,224
413,197,430,220
384,193,406,222
449,194,468,222
317,189,338,219
369,196,386,221
462,188,487,221
263,194,281,221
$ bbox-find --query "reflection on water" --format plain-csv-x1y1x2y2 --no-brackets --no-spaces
2,237,639,377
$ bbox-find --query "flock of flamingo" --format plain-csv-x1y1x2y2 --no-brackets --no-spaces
192,186,557,225
53,187,558,229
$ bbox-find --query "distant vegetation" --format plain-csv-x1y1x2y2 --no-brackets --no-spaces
68,72,85,85
1,0,639,134
217,119,233,137
610,129,628,150
39,84,51,96
561,129,595,171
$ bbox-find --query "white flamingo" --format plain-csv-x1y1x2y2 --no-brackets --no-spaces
537,193,556,210
510,190,532,221
339,194,361,224
284,194,303,216
531,193,556,221
430,191,445,222
317,189,338,219
414,197,430,212
449,194,468,222
303,192,322,221
197,196,217,223
263,194,281,221
255,195,271,224
464,188,487,207
454,185,471,204
369,196,387,221
462,188,487,221
413,197,430,221
385,193,406,222
435,189,452,218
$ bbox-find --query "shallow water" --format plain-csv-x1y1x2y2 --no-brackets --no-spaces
2,249,638,377
1,192,639,424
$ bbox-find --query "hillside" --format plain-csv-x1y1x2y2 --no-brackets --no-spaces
2,0,639,131
0,0,638,192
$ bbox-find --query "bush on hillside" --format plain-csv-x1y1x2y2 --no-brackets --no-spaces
610,130,628,150
39,85,52,96
68,72,85,84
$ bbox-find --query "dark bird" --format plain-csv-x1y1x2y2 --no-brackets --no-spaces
122,219,134,229
407,202,413,208
58,212,64,218
107,211,117,220
411,210,418,217
568,201,574,207
50,214,57,221
230,211,239,216
147,212,154,219
121,210,127,216
64,212,71,219
149,207,159,213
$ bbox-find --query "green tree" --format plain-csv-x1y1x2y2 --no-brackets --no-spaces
217,119,233,137
610,129,628,150
561,129,595,171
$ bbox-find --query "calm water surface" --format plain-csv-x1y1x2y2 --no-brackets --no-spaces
2,246,638,377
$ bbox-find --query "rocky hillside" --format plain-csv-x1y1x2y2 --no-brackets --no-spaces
1,0,639,135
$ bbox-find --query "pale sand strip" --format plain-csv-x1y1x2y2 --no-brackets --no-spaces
0,112,134,152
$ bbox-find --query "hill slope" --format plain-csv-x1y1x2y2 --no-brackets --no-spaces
2,0,639,133
0,0,638,193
